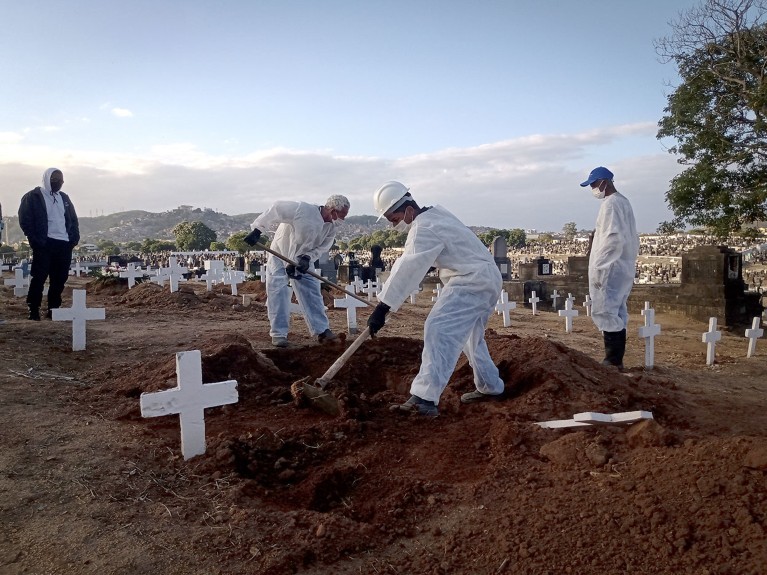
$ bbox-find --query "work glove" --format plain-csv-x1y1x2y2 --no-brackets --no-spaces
243,228,262,246
285,263,299,279
367,302,390,336
296,254,311,274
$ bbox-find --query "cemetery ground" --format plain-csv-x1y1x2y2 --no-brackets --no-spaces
1,275,766,575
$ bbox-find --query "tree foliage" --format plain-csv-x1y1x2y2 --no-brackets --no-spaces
172,221,217,251
141,238,176,253
477,229,527,249
562,222,577,242
656,0,767,237
347,229,408,252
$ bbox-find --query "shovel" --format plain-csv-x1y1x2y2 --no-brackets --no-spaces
254,242,373,308
291,327,374,416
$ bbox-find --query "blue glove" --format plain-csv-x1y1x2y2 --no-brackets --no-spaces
296,254,311,274
244,228,262,246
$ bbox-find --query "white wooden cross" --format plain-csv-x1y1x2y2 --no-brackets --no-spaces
4,268,29,297
223,271,246,296
528,290,539,315
119,263,144,289
362,279,377,302
495,290,516,327
334,286,369,333
558,298,579,333
165,256,189,293
566,293,575,308
550,289,560,310
200,271,216,291
254,266,267,283
431,284,443,302
151,269,168,288
69,261,85,277
350,277,365,294
638,301,661,369
51,289,106,351
583,294,593,317
409,288,420,304
745,317,764,358
139,350,238,460
702,317,722,366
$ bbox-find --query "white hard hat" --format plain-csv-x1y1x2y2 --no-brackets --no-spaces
373,181,410,221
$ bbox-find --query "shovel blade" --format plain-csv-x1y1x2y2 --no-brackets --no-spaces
301,381,341,417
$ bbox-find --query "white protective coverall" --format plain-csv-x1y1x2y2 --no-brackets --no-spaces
377,205,505,404
252,201,338,338
588,192,640,333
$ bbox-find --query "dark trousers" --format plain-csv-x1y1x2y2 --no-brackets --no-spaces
27,239,73,311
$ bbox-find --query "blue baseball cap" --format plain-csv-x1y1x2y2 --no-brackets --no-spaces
580,166,614,187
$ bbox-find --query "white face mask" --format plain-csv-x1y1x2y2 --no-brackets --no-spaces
393,220,411,233
591,181,606,200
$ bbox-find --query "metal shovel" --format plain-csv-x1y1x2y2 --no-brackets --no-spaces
291,327,374,416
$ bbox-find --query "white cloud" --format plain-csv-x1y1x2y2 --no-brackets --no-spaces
111,108,133,118
0,124,683,232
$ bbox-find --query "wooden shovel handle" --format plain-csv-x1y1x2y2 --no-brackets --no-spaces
318,327,373,388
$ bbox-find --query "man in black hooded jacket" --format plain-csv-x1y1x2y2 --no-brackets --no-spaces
18,168,80,320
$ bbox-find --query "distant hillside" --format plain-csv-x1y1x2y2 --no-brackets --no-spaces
2,206,393,246
2,206,502,246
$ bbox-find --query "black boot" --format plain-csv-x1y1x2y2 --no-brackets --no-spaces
28,307,41,321
602,329,626,370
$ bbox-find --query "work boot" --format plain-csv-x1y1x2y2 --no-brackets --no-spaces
602,329,626,370
317,329,338,343
389,395,438,417
460,390,505,404
28,307,41,321
272,336,288,348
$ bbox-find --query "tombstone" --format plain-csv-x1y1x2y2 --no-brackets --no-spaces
745,317,764,358
350,277,365,294
702,317,722,366
431,284,443,302
223,271,245,296
317,253,338,283
337,252,361,284
558,298,579,333
51,289,106,351
5,268,29,297
583,294,593,317
70,261,85,277
409,288,420,304
165,256,189,293
139,350,238,460
495,290,516,327
638,301,661,369
491,236,512,280
550,289,560,311
362,279,377,302
334,287,369,333
119,263,144,289
528,290,540,315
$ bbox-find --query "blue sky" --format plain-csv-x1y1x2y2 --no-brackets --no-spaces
0,0,700,233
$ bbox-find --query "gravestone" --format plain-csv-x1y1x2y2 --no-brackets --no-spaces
745,317,764,358
51,289,106,351
528,290,540,315
334,287,369,333
638,301,661,369
139,350,238,460
702,317,722,366
495,290,516,327
558,298,578,333
491,236,512,280
119,263,144,289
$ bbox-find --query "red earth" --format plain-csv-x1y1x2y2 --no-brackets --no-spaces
1,275,766,574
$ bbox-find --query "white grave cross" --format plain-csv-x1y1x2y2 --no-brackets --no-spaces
334,287,370,333
4,268,29,297
495,290,516,327
51,289,106,351
702,317,722,366
431,284,443,302
638,301,661,369
550,289,560,310
139,350,238,460
409,288,420,304
558,298,579,333
745,317,764,358
362,280,377,302
583,294,592,317
165,256,189,293
528,290,540,315
119,263,144,289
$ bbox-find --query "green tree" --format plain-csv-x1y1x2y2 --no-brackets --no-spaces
97,240,120,255
225,231,251,254
172,221,217,251
141,238,176,253
562,222,577,242
657,221,682,235
124,241,142,253
210,241,227,251
656,0,767,238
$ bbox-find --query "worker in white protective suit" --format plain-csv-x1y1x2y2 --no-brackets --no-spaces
244,195,350,347
580,167,639,370
367,181,506,417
